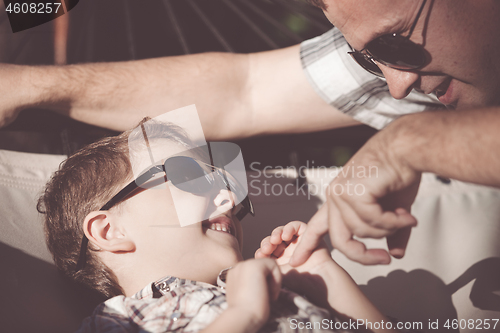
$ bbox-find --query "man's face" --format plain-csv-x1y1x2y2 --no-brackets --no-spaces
116,140,244,284
322,0,500,109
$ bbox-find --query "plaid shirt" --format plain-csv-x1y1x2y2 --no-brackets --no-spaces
300,28,443,130
76,270,352,333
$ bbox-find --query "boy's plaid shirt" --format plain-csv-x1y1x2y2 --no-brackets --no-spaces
76,271,352,333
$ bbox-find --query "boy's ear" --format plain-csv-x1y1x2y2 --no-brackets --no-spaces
83,211,135,253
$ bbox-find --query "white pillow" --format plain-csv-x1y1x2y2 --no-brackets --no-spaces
0,150,103,333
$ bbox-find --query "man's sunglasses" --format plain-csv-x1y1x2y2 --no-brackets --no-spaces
75,155,254,272
348,0,428,78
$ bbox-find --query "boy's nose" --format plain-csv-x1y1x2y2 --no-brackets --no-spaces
213,189,236,212
379,65,420,99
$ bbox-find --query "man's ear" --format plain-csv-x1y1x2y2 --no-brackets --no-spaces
83,211,135,253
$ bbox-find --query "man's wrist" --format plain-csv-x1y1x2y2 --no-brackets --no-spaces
378,113,426,182
27,65,69,109
3,65,36,110
9,65,55,110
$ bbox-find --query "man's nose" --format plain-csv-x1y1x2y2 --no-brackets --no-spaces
379,65,420,99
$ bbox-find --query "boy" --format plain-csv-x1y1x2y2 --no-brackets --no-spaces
38,119,396,333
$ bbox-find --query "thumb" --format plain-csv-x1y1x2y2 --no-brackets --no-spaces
290,205,329,267
387,224,413,259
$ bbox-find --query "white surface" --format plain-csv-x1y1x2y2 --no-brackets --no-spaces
0,149,65,263
246,168,500,332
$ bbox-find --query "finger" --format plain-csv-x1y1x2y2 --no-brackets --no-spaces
289,206,329,266
260,236,271,248
395,207,410,215
329,203,391,265
259,236,279,256
271,242,288,258
282,224,297,242
333,189,413,239
336,237,391,265
270,227,284,245
386,225,413,259
340,192,417,232
255,249,265,259
282,222,305,242
333,196,393,239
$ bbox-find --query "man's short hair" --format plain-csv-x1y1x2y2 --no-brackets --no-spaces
38,119,193,297
306,0,327,10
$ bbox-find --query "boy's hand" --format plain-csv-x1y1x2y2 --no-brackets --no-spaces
225,258,282,329
255,221,332,273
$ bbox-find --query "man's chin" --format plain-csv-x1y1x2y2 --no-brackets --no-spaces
454,91,500,110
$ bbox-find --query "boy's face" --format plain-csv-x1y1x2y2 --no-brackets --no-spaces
112,140,244,284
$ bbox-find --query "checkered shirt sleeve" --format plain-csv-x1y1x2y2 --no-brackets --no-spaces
300,28,443,129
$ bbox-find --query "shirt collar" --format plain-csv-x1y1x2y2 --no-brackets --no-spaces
133,268,232,300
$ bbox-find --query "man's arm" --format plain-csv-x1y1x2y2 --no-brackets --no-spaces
389,108,500,186
1,45,359,139
292,107,500,266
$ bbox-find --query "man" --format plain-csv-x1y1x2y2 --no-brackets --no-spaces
3,0,499,262
2,0,500,328
290,0,500,265
0,0,500,264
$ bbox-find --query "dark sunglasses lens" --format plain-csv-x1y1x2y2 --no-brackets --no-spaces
350,52,383,77
367,34,427,69
165,156,213,194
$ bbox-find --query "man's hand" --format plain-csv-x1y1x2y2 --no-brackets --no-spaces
225,258,282,329
291,123,421,266
0,107,21,128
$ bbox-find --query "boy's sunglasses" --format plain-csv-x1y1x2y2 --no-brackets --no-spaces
75,155,254,272
348,0,428,78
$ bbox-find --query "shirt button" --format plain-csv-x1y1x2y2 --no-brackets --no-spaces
436,175,451,184
171,312,182,321
158,282,170,293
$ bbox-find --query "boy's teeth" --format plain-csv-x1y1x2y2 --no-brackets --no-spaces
209,223,231,235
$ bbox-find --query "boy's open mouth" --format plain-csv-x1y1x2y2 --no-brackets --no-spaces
202,215,236,237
